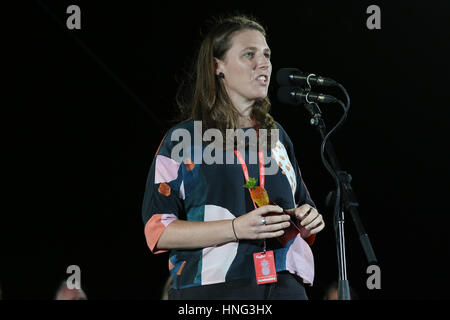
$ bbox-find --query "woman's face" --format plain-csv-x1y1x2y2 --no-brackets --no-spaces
216,29,272,108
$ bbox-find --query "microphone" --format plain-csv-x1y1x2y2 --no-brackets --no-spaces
276,68,337,87
277,86,337,105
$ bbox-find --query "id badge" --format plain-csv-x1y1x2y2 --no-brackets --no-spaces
253,250,277,285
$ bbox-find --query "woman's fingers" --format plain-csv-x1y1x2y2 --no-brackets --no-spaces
273,204,326,239
263,221,291,232
263,214,291,225
293,205,313,219
255,206,290,224
258,229,285,239
304,214,322,230
309,219,325,235
255,205,283,216
299,207,319,227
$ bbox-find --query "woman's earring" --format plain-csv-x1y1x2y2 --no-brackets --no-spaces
217,72,225,79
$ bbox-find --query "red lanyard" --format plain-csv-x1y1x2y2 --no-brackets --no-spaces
234,149,265,209
235,146,269,252
234,150,265,188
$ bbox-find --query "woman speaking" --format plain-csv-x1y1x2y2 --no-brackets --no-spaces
142,14,324,300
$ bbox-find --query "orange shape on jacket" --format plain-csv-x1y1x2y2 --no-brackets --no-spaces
158,183,171,196
177,261,187,275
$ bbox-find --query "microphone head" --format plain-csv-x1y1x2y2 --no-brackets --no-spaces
276,68,304,86
277,86,304,106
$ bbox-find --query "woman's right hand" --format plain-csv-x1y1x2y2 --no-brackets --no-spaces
233,205,292,240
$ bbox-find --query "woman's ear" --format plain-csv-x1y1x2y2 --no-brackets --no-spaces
214,57,224,76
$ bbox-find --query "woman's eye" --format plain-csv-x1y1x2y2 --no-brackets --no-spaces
245,52,255,58
265,53,271,59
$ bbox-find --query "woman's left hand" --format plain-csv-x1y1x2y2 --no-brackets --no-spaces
285,204,325,238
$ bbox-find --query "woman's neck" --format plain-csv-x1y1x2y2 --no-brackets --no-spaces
236,115,254,128
235,103,254,128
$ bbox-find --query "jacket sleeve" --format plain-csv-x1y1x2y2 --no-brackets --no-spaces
142,131,185,254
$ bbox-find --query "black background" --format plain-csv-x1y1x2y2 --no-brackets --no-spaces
2,0,450,300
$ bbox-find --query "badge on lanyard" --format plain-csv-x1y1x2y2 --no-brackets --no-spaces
253,250,277,284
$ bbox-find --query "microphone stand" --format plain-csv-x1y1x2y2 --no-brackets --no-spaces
305,103,377,300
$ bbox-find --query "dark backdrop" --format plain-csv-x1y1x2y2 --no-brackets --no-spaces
2,0,450,299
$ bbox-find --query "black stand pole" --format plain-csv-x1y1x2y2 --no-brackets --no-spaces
306,103,378,300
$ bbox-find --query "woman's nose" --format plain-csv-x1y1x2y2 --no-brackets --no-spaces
256,53,270,70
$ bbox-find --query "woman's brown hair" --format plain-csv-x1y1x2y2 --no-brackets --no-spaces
176,14,277,148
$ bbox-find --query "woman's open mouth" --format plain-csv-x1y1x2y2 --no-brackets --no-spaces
255,75,269,85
